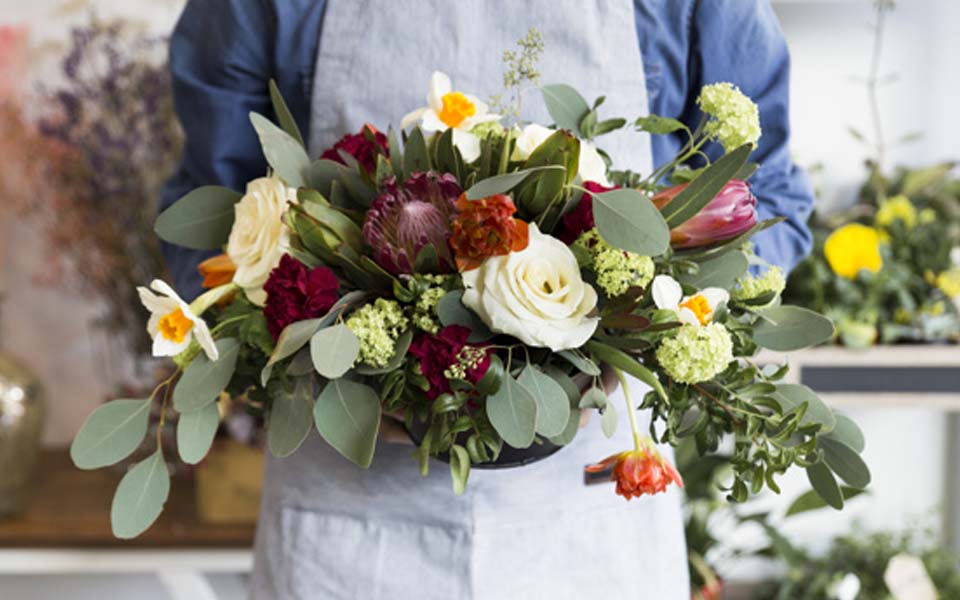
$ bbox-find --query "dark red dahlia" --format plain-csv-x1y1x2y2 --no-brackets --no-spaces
558,180,619,244
408,325,491,400
263,254,340,339
363,171,462,275
320,124,388,172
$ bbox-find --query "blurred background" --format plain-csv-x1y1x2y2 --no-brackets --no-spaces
0,1,957,598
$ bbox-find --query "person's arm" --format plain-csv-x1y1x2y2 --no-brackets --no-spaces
160,0,275,299
689,0,814,273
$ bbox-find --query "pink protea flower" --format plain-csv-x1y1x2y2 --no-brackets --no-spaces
363,172,461,275
652,179,757,249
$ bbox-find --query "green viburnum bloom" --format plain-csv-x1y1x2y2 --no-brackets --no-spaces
697,82,761,151
470,120,507,141
655,322,734,385
575,229,655,297
731,266,786,302
412,287,446,334
346,298,409,367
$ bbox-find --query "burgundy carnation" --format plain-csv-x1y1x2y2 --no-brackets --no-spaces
363,171,462,275
263,254,340,340
558,180,619,244
320,124,388,173
408,325,491,400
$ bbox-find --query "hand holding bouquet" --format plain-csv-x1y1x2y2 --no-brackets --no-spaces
71,58,869,538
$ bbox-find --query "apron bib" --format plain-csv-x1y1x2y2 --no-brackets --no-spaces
251,2,688,598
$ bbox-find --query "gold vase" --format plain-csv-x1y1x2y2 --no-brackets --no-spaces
0,354,44,518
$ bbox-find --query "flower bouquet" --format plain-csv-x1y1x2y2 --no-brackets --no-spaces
70,61,869,538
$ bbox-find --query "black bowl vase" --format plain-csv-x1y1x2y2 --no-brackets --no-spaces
404,418,565,469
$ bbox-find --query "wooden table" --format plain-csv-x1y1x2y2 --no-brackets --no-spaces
0,449,255,600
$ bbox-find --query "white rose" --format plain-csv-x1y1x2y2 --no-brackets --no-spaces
462,224,599,351
511,124,612,187
226,176,296,305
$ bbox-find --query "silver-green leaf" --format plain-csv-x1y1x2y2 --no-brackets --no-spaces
173,338,240,413
540,84,590,135
310,324,360,379
771,383,836,433
268,377,315,457
486,376,538,449
176,402,220,465
313,378,381,468
754,306,835,351
250,112,311,188
70,399,152,470
593,188,670,256
111,449,170,539
154,186,240,250
518,365,570,438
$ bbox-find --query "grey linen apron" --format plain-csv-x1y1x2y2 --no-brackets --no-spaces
249,2,689,598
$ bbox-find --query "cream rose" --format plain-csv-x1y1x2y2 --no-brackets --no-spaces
511,124,612,187
462,224,599,351
226,176,296,305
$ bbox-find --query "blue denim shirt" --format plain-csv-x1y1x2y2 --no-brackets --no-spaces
162,0,814,299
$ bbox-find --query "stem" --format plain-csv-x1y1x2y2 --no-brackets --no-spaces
210,315,247,336
614,367,643,450
866,2,889,183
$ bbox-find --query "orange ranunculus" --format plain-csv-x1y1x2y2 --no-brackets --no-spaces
586,438,683,499
197,253,236,289
450,193,529,271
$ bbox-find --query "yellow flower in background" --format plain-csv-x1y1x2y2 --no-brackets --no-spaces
936,269,960,299
875,195,916,229
824,224,883,279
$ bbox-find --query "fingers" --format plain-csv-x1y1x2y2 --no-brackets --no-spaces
378,416,414,445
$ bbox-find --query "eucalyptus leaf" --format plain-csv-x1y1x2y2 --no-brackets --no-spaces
557,349,601,376
268,376,315,457
579,386,608,410
771,384,836,433
154,186,240,250
635,114,686,135
754,305,835,351
110,449,170,539
518,365,570,438
436,290,494,342
70,399,152,470
464,166,564,200
314,378,381,468
819,437,871,488
601,403,618,438
824,414,866,453
268,79,304,147
485,375,538,449
785,486,866,517
310,324,360,379
544,366,582,446
250,112,311,188
593,188,670,256
679,251,749,290
173,338,240,413
176,401,220,465
806,461,844,510
540,84,590,135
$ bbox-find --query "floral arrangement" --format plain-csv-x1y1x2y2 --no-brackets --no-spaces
70,40,868,538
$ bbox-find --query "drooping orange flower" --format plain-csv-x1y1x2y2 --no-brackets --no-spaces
197,253,236,289
586,437,683,500
450,193,529,271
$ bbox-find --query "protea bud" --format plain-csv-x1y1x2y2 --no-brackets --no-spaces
652,179,757,248
362,172,461,275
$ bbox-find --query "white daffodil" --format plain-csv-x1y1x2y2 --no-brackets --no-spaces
400,71,500,163
652,275,729,326
511,123,612,187
137,279,218,360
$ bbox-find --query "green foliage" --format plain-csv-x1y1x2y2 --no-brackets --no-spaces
310,324,360,379
267,376,315,458
485,374,538,449
176,401,219,465
70,399,152,470
249,112,311,187
110,449,169,539
592,188,670,256
173,338,240,412
659,144,751,227
518,365,570,438
154,186,240,250
314,378,381,468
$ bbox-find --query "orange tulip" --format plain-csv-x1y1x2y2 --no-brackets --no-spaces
197,253,236,289
450,193,529,271
586,437,683,499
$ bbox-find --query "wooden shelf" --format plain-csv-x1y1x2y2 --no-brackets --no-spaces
0,449,255,548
